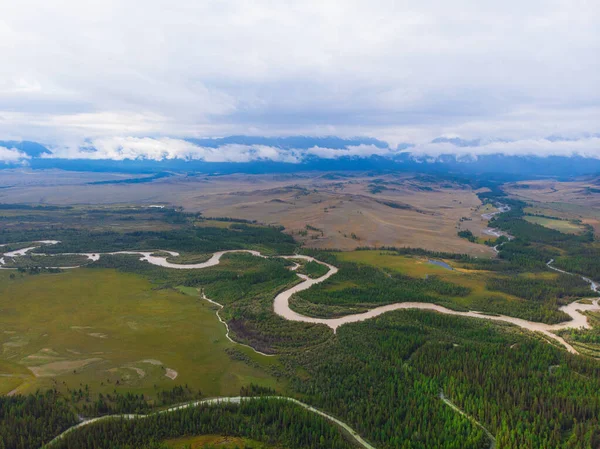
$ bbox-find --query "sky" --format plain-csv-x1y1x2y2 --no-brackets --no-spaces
0,0,599,162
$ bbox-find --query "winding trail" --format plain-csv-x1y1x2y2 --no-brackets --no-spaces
43,396,376,449
2,242,599,354
440,391,496,449
201,290,275,357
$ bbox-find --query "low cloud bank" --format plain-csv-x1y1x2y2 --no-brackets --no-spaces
410,137,600,159
0,146,30,164
50,137,303,163
48,137,395,163
305,144,396,160
15,134,600,163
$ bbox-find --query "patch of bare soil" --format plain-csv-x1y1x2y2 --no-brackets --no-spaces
165,368,178,380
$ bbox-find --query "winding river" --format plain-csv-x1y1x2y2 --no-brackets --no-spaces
4,239,597,449
8,202,595,448
1,241,599,354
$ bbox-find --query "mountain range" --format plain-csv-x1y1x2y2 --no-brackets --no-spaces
1,136,599,179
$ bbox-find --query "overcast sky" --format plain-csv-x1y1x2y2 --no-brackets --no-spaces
1,0,599,160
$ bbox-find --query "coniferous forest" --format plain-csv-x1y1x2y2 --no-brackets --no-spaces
1,199,599,449
1,0,599,445
51,399,354,449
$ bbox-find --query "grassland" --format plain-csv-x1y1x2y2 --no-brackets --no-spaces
0,269,281,398
2,197,600,449
524,216,586,234
0,171,494,256
189,174,491,256
478,203,496,214
335,250,520,312
292,250,580,323
0,204,186,233
336,250,460,277
293,259,329,279
506,179,600,234
530,203,600,235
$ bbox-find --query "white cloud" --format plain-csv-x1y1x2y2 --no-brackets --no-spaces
50,137,303,163
0,1,598,145
41,135,600,162
408,136,600,159
0,146,30,164
305,144,393,159
52,137,395,162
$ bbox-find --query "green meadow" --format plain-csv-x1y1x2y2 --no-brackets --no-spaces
0,269,281,398
524,215,586,234
332,249,526,310
295,249,583,324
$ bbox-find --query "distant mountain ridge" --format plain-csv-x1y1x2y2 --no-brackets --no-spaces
1,135,599,178
0,140,51,158
186,135,389,149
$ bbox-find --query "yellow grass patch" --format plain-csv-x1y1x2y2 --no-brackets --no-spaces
28,358,103,377
524,216,586,234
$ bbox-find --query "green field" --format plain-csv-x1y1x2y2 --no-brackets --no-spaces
294,250,585,324
292,259,329,279
336,250,458,277
524,215,586,234
0,269,281,398
330,250,528,311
